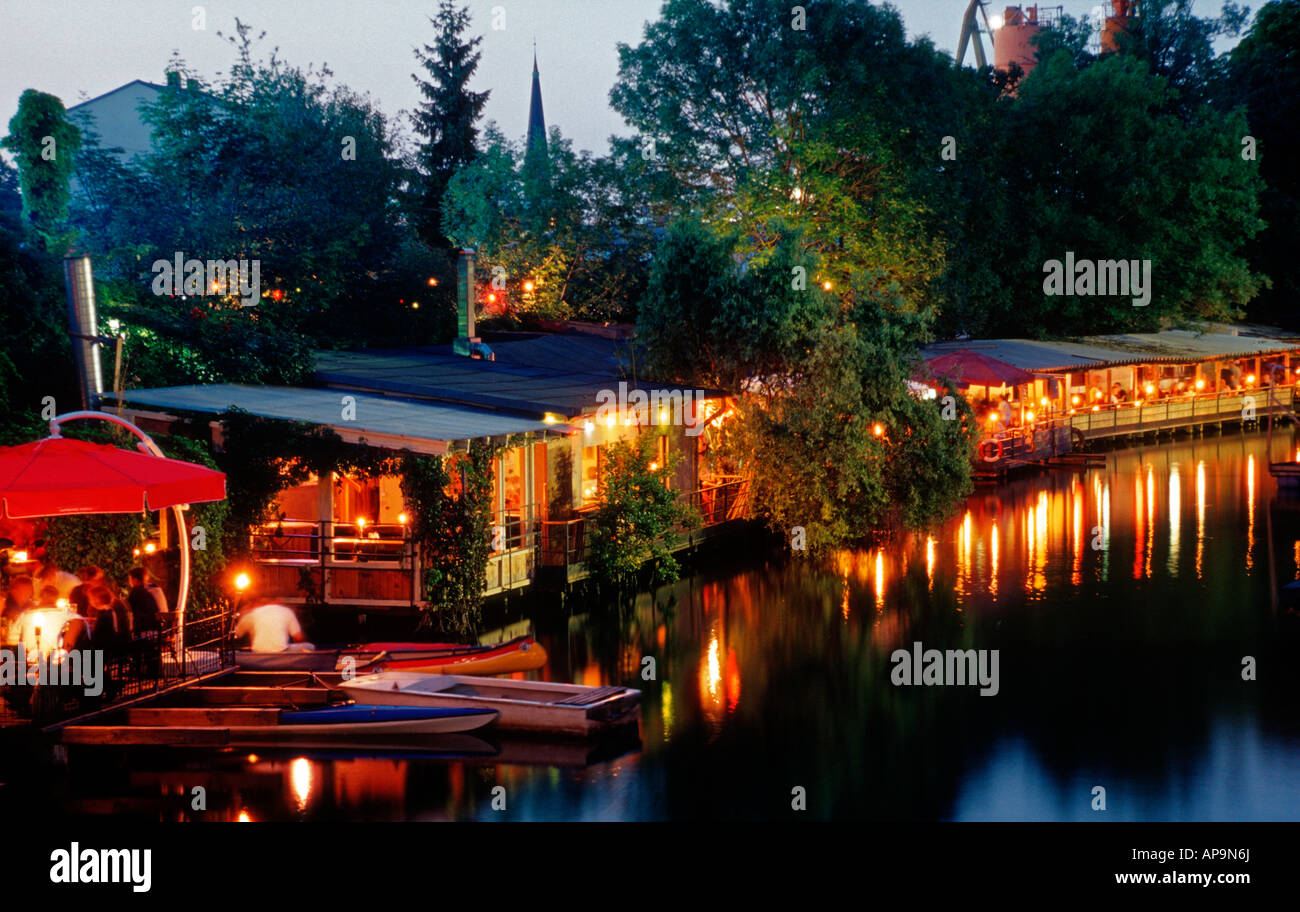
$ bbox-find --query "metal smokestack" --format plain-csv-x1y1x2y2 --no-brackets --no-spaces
453,248,492,360
63,256,103,409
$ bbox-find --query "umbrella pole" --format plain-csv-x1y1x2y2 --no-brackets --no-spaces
49,411,191,657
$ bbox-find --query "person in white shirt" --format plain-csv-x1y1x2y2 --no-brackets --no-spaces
232,600,312,653
35,563,81,602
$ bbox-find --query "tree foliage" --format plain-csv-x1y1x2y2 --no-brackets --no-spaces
587,430,701,590
1,89,81,253
410,0,491,250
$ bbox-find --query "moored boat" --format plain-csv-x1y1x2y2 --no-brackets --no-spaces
229,704,499,740
235,635,548,676
338,672,640,738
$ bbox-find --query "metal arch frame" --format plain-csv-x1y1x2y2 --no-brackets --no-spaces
47,410,193,648
956,0,994,69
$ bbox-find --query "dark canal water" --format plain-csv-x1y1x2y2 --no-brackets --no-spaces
9,429,1300,821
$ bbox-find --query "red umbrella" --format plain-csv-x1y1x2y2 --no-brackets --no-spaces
0,435,226,519
924,350,1037,388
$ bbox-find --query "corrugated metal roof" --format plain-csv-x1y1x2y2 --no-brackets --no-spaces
113,384,564,454
924,330,1300,372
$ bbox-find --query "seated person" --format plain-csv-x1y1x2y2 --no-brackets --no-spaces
16,586,77,655
88,585,129,650
126,568,162,635
232,598,312,653
3,575,35,645
35,563,82,601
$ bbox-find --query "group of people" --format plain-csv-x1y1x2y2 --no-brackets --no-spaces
1,562,169,657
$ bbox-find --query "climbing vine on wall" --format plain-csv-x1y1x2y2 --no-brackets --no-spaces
400,438,499,634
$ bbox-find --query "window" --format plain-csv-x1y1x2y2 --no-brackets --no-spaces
582,444,603,505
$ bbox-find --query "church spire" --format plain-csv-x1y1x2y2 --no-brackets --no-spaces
526,44,548,167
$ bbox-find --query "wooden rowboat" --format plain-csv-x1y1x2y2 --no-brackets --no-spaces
231,704,498,739
236,635,548,676
338,672,640,738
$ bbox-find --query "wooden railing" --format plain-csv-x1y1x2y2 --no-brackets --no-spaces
249,520,417,607
1065,386,1296,440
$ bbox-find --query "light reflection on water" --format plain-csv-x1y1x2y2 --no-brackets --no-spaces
31,429,1300,821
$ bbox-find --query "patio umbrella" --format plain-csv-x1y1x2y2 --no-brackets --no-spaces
923,350,1038,389
0,435,226,519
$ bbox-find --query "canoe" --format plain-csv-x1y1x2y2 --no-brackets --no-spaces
235,635,547,675
227,704,499,741
338,672,640,738
365,636,548,676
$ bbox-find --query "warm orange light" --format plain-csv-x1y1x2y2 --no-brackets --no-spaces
356,518,367,530
1071,395,1080,406
398,513,408,524
1093,390,1103,399
988,413,1000,425
427,277,437,286
144,542,157,554
487,293,497,303
603,413,616,428
1246,374,1256,385
234,572,251,592
1040,397,1048,407
1195,379,1205,390
649,461,660,472
11,550,28,562
822,281,833,292
873,424,884,437
1025,410,1035,422
132,548,141,557
523,280,535,293
1092,405,1100,412
1145,384,1155,396
411,302,419,310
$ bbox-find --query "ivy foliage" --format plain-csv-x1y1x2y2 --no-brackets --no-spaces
400,440,496,635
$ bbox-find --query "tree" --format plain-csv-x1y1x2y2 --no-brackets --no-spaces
992,51,1264,334
443,124,657,322
64,22,444,388
410,0,490,250
1227,0,1300,326
587,430,701,590
2,89,82,253
637,221,973,550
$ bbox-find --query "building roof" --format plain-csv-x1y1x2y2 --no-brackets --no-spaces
111,384,566,456
314,347,722,418
66,79,165,113
923,329,1300,373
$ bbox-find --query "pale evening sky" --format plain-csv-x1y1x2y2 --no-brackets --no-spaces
2,1,1199,156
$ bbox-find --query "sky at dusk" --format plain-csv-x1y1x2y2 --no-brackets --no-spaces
2,1,1194,156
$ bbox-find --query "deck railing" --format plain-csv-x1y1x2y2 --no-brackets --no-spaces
1,610,234,728
249,520,417,607
538,478,750,572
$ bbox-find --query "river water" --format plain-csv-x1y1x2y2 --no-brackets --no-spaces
16,429,1300,821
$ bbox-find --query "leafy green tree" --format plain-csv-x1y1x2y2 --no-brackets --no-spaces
2,89,81,253
410,0,491,250
443,124,656,321
68,21,445,384
995,51,1264,334
638,221,973,550
1227,0,1300,326
587,430,701,590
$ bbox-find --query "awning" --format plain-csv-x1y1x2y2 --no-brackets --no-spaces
923,350,1038,388
0,435,226,519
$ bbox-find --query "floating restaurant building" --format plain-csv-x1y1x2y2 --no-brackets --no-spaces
109,261,739,612
922,326,1300,476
